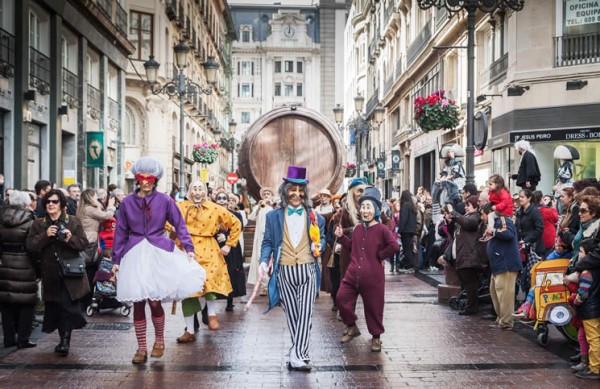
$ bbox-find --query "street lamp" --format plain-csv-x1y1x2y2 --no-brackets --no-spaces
416,0,525,185
143,40,219,190
220,119,238,191
333,96,385,178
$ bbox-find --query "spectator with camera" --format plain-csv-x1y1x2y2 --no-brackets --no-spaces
26,189,89,356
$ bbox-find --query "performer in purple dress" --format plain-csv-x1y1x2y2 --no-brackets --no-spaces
112,157,205,364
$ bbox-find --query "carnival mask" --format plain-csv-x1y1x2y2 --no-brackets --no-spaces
189,181,207,204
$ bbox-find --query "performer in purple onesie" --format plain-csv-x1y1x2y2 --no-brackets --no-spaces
112,157,205,364
334,187,399,352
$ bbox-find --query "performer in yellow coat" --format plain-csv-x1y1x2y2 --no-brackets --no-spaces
171,180,241,341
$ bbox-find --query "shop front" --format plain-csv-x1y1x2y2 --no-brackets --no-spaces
489,127,600,195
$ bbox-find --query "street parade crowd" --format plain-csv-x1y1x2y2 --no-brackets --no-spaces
0,139,598,379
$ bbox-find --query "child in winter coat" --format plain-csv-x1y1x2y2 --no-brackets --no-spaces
481,174,513,242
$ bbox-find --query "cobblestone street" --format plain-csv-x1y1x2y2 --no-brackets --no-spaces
0,272,594,388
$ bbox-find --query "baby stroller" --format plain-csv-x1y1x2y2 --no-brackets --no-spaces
528,258,578,346
86,257,131,317
448,272,492,311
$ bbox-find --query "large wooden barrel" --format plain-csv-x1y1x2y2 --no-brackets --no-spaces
238,107,346,200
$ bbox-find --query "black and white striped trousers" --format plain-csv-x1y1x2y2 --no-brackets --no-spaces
277,262,317,363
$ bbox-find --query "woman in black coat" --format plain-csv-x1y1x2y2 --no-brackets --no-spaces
515,189,544,256
398,190,417,272
26,189,89,356
214,191,246,311
0,190,39,349
448,196,482,315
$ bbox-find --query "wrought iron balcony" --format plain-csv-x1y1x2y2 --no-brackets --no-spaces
407,21,432,66
29,47,50,94
0,28,14,78
87,84,101,120
62,68,78,107
555,32,600,67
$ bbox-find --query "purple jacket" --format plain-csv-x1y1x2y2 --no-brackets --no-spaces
113,190,194,265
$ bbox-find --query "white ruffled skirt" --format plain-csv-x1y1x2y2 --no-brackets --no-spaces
116,239,206,303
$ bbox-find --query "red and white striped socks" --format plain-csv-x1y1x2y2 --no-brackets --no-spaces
134,319,147,351
152,314,165,344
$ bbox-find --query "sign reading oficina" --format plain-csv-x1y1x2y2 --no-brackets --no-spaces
565,0,600,26
86,131,104,168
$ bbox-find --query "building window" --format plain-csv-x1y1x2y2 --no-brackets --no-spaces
297,83,303,97
124,106,136,144
239,61,253,75
285,60,293,72
274,82,281,96
29,11,40,50
241,112,250,123
297,61,303,73
284,83,293,97
240,83,251,97
241,27,251,42
61,37,69,69
129,11,153,60
274,61,281,73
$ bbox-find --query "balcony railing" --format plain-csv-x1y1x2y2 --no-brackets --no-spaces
87,84,101,120
366,87,380,116
29,47,50,94
435,7,448,31
96,0,111,18
489,53,508,84
62,68,78,107
107,96,119,130
0,28,14,78
395,56,402,78
407,21,432,66
115,2,127,34
555,32,600,67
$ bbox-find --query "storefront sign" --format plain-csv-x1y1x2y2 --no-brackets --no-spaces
565,0,600,27
391,150,401,172
376,158,385,178
511,127,600,143
86,132,104,168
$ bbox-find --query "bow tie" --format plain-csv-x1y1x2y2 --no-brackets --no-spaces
287,207,303,216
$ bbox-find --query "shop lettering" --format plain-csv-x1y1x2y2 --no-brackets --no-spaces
515,133,552,141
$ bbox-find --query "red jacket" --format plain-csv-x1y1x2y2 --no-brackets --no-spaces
489,188,513,216
539,206,558,250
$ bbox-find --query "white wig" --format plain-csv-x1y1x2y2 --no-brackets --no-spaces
514,140,532,152
131,157,164,179
8,190,32,207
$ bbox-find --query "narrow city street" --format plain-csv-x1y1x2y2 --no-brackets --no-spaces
0,272,592,388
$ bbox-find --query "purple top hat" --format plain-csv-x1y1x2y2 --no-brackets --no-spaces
283,165,309,185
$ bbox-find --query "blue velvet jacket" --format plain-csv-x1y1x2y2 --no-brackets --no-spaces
260,207,326,312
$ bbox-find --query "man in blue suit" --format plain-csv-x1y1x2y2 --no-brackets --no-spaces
260,165,326,372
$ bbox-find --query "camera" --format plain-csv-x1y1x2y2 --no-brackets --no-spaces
52,222,68,241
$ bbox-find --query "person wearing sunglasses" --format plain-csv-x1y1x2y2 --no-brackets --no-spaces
564,196,600,267
111,157,205,364
171,180,241,343
213,190,246,312
26,189,90,356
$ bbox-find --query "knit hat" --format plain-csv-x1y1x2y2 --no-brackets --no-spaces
349,177,369,190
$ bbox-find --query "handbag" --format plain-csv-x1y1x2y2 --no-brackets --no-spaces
57,255,86,278
54,243,86,278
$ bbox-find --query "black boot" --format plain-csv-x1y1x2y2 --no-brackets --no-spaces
54,329,70,356
225,297,234,312
389,263,395,273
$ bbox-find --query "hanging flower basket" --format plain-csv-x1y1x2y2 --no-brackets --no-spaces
193,142,219,164
344,162,357,178
414,90,460,133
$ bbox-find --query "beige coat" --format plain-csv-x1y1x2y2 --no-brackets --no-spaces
79,205,114,243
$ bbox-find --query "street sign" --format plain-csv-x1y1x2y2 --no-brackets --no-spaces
226,172,239,185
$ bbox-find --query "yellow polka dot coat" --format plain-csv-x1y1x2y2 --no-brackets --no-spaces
173,200,241,297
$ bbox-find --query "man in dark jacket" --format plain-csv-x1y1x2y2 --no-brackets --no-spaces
65,184,81,216
484,205,523,330
511,140,541,191
33,180,52,218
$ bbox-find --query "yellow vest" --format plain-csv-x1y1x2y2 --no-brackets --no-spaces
279,216,314,266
